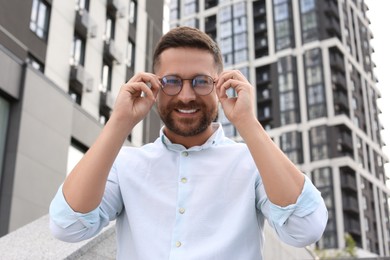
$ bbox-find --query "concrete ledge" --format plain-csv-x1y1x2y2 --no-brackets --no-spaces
0,214,316,259
0,215,116,259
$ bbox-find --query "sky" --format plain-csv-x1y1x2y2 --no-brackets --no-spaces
365,1,390,174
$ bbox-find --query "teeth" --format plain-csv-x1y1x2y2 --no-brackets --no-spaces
178,109,197,114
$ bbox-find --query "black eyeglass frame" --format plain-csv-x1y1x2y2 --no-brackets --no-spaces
159,75,216,96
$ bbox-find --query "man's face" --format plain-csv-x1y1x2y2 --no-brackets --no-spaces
155,47,219,137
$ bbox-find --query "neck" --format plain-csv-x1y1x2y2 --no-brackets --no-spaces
163,124,217,149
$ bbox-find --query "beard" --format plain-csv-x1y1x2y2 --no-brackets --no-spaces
158,100,218,137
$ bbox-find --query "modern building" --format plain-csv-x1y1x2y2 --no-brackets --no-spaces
169,0,389,257
0,0,164,236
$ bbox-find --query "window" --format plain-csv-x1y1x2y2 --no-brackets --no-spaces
70,34,86,66
126,39,135,68
105,15,116,40
300,0,315,13
274,3,289,21
308,84,325,105
280,92,295,111
67,139,88,175
129,0,137,24
26,54,44,72
310,126,329,161
101,62,112,92
76,0,89,10
0,97,10,186
30,0,50,40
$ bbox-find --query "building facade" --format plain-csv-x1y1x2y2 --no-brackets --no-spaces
169,0,389,257
0,0,164,236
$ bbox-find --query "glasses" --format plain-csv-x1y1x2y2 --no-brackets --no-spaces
160,75,215,96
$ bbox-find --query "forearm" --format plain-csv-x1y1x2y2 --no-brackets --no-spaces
63,116,133,213
237,119,304,207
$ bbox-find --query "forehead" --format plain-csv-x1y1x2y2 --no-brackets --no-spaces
156,47,217,76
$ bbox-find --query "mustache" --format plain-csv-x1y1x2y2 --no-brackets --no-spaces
169,101,202,110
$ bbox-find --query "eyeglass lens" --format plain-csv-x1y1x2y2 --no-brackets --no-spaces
160,75,214,96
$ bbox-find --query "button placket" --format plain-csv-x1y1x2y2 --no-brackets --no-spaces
169,150,190,257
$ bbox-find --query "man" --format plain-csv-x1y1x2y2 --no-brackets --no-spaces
50,26,327,259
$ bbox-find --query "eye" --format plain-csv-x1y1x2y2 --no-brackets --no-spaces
193,76,211,86
163,76,181,86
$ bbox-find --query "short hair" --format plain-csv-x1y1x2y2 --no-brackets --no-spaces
152,26,223,73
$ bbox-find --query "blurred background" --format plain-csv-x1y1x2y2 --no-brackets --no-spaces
0,0,389,259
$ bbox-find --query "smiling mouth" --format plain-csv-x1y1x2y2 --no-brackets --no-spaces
177,109,198,114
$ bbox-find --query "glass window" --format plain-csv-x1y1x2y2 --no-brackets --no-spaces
76,0,90,10
280,92,295,111
234,49,248,63
278,73,294,91
219,6,231,23
309,104,326,119
233,2,246,17
275,20,290,38
307,66,322,85
234,33,248,50
305,48,321,66
184,1,198,15
220,21,232,38
310,125,327,145
101,62,112,92
312,167,332,187
276,37,291,51
26,54,44,72
300,0,315,13
0,97,10,186
220,37,233,53
129,0,137,24
308,84,324,105
30,0,50,40
281,110,298,125
233,17,247,34
70,34,86,66
274,3,289,21
105,15,115,40
302,12,317,31
67,139,87,175
126,39,135,68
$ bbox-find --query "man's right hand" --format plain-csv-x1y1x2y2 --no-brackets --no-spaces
110,72,161,132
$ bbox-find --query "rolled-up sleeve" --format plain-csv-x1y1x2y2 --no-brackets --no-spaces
258,175,328,247
49,185,108,242
49,164,123,242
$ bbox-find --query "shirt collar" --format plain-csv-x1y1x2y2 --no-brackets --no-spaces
159,122,224,152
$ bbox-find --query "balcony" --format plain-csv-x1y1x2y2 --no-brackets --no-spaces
324,0,339,17
341,174,357,191
104,39,122,64
325,17,341,38
337,131,353,151
107,0,120,17
333,91,348,107
100,91,115,114
343,196,359,214
331,72,347,89
75,9,97,38
329,52,345,72
69,65,94,93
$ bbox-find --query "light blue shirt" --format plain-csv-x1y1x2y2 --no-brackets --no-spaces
50,123,327,260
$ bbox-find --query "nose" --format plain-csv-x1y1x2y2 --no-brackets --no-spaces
177,79,196,102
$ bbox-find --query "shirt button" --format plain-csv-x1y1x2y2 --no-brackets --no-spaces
181,177,187,183
176,241,182,247
182,151,189,157
179,208,185,214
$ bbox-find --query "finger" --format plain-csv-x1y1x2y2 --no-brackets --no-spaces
123,82,156,101
217,79,241,99
128,73,161,94
216,70,246,87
